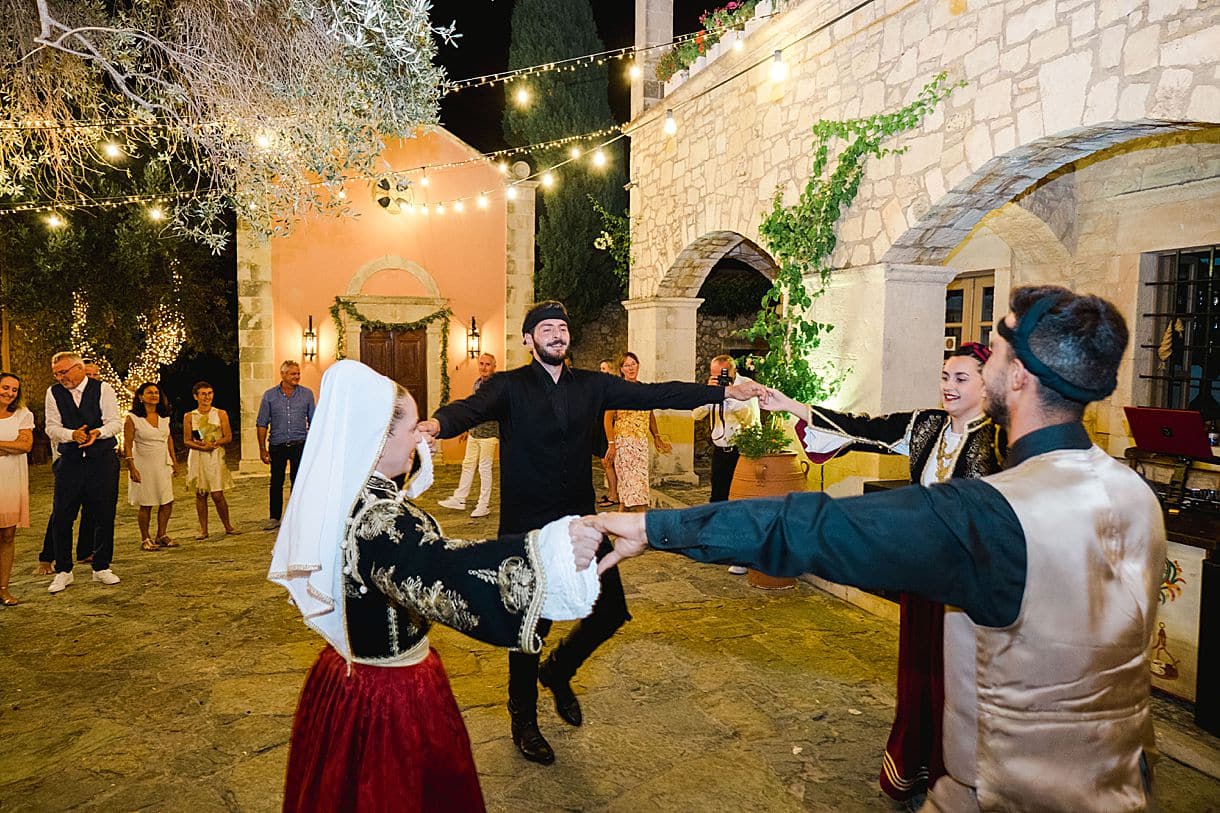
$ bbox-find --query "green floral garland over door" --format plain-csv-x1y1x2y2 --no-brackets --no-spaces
329,297,453,405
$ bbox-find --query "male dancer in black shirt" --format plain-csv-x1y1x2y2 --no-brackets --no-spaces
419,300,765,764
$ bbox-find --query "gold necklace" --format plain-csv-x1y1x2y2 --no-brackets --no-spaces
934,415,991,481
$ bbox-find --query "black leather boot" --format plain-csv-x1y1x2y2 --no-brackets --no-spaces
538,656,583,727
508,700,555,765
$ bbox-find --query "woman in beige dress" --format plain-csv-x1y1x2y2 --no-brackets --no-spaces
0,372,34,605
124,382,178,550
183,381,239,539
603,352,671,512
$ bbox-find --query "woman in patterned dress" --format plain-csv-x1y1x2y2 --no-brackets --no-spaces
604,352,671,511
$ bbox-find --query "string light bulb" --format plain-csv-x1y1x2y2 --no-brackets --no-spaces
734,37,744,52
569,146,581,159
454,200,464,213
591,149,607,168
336,189,347,200
769,50,788,82
102,142,123,159
541,171,556,188
420,175,430,187
506,185,518,200
255,132,272,149
46,213,65,229
477,194,489,209
663,109,678,136
147,206,164,221
436,203,444,215
514,86,531,107
628,63,642,80
498,161,509,174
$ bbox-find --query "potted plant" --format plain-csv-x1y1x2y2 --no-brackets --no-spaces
727,418,807,589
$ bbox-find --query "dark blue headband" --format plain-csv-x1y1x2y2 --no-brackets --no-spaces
996,296,1116,403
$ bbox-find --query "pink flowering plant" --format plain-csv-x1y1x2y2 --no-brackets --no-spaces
655,0,762,82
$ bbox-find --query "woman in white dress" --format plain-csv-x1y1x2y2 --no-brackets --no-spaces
124,382,178,551
0,372,34,605
183,381,238,539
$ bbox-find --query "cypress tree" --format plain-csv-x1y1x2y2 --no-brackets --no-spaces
503,0,628,327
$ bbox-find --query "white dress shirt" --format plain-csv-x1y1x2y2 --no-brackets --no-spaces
693,373,761,448
45,378,123,446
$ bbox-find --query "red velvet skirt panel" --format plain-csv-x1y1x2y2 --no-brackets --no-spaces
282,645,486,813
879,593,947,801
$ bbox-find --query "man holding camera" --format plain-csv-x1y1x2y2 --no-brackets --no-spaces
693,355,760,574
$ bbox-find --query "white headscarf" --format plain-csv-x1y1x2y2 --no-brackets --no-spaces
267,360,397,658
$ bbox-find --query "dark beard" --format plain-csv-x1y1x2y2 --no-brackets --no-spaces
982,381,1009,427
536,343,568,365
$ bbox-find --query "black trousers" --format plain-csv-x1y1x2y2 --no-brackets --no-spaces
52,452,120,573
508,538,630,712
38,508,94,564
710,445,740,503
268,441,305,520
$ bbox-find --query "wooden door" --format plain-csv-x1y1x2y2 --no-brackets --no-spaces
360,326,429,418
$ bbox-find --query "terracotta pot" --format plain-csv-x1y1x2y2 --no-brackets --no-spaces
728,451,810,590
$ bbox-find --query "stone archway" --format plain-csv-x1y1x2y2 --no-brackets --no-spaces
627,231,779,485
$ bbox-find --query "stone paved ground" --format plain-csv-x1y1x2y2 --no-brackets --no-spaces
2,462,1219,811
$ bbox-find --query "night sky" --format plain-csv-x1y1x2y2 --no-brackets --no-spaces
430,1,712,152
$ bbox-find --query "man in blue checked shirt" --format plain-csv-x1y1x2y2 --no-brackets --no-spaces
256,360,315,531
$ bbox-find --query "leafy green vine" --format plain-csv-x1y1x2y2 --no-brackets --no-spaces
747,72,964,405
329,297,453,404
589,194,631,289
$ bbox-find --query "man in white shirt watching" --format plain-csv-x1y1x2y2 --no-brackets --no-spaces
693,355,760,575
44,351,123,592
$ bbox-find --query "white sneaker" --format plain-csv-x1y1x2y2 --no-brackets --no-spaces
48,571,74,593
438,497,466,511
470,505,491,518
728,565,748,576
92,569,121,585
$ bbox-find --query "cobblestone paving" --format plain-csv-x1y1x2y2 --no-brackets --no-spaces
2,462,1218,811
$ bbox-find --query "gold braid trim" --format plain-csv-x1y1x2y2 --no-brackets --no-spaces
514,529,547,655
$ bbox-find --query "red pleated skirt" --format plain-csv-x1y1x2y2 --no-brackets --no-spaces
282,645,486,813
879,593,946,802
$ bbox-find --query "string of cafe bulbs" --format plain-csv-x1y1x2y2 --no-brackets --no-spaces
13,14,799,227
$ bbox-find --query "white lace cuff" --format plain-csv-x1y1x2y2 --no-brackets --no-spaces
537,516,601,621
802,425,854,458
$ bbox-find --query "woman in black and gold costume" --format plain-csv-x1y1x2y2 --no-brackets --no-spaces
764,342,1004,803
268,360,601,812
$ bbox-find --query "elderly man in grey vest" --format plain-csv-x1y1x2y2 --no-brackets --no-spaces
45,351,123,592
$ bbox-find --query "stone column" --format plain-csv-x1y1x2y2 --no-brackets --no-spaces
505,180,538,369
236,223,275,473
624,296,703,485
810,262,961,495
632,0,673,119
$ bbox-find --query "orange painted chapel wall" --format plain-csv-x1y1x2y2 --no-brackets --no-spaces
268,128,508,402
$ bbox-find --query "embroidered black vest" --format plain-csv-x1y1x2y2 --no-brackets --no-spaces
51,378,117,459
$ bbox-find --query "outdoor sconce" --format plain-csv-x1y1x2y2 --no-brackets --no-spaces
467,317,481,359
303,315,318,361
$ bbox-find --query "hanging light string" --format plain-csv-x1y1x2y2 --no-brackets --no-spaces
6,1,883,221
444,11,778,94
0,190,194,217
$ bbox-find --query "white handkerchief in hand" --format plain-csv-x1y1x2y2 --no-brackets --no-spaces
537,516,601,621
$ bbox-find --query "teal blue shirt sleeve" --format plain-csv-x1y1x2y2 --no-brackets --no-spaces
644,479,1026,628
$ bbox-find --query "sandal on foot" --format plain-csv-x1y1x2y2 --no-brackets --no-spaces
224,528,242,536
35,562,54,575
140,538,159,552
195,531,209,540
597,497,618,508
157,535,180,548
1,589,18,606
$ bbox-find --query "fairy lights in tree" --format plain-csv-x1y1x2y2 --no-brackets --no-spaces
70,273,187,412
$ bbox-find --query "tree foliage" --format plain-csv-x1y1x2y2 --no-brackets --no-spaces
502,0,626,326
0,1,456,248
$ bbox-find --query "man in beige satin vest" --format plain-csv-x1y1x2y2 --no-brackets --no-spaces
591,285,1167,812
